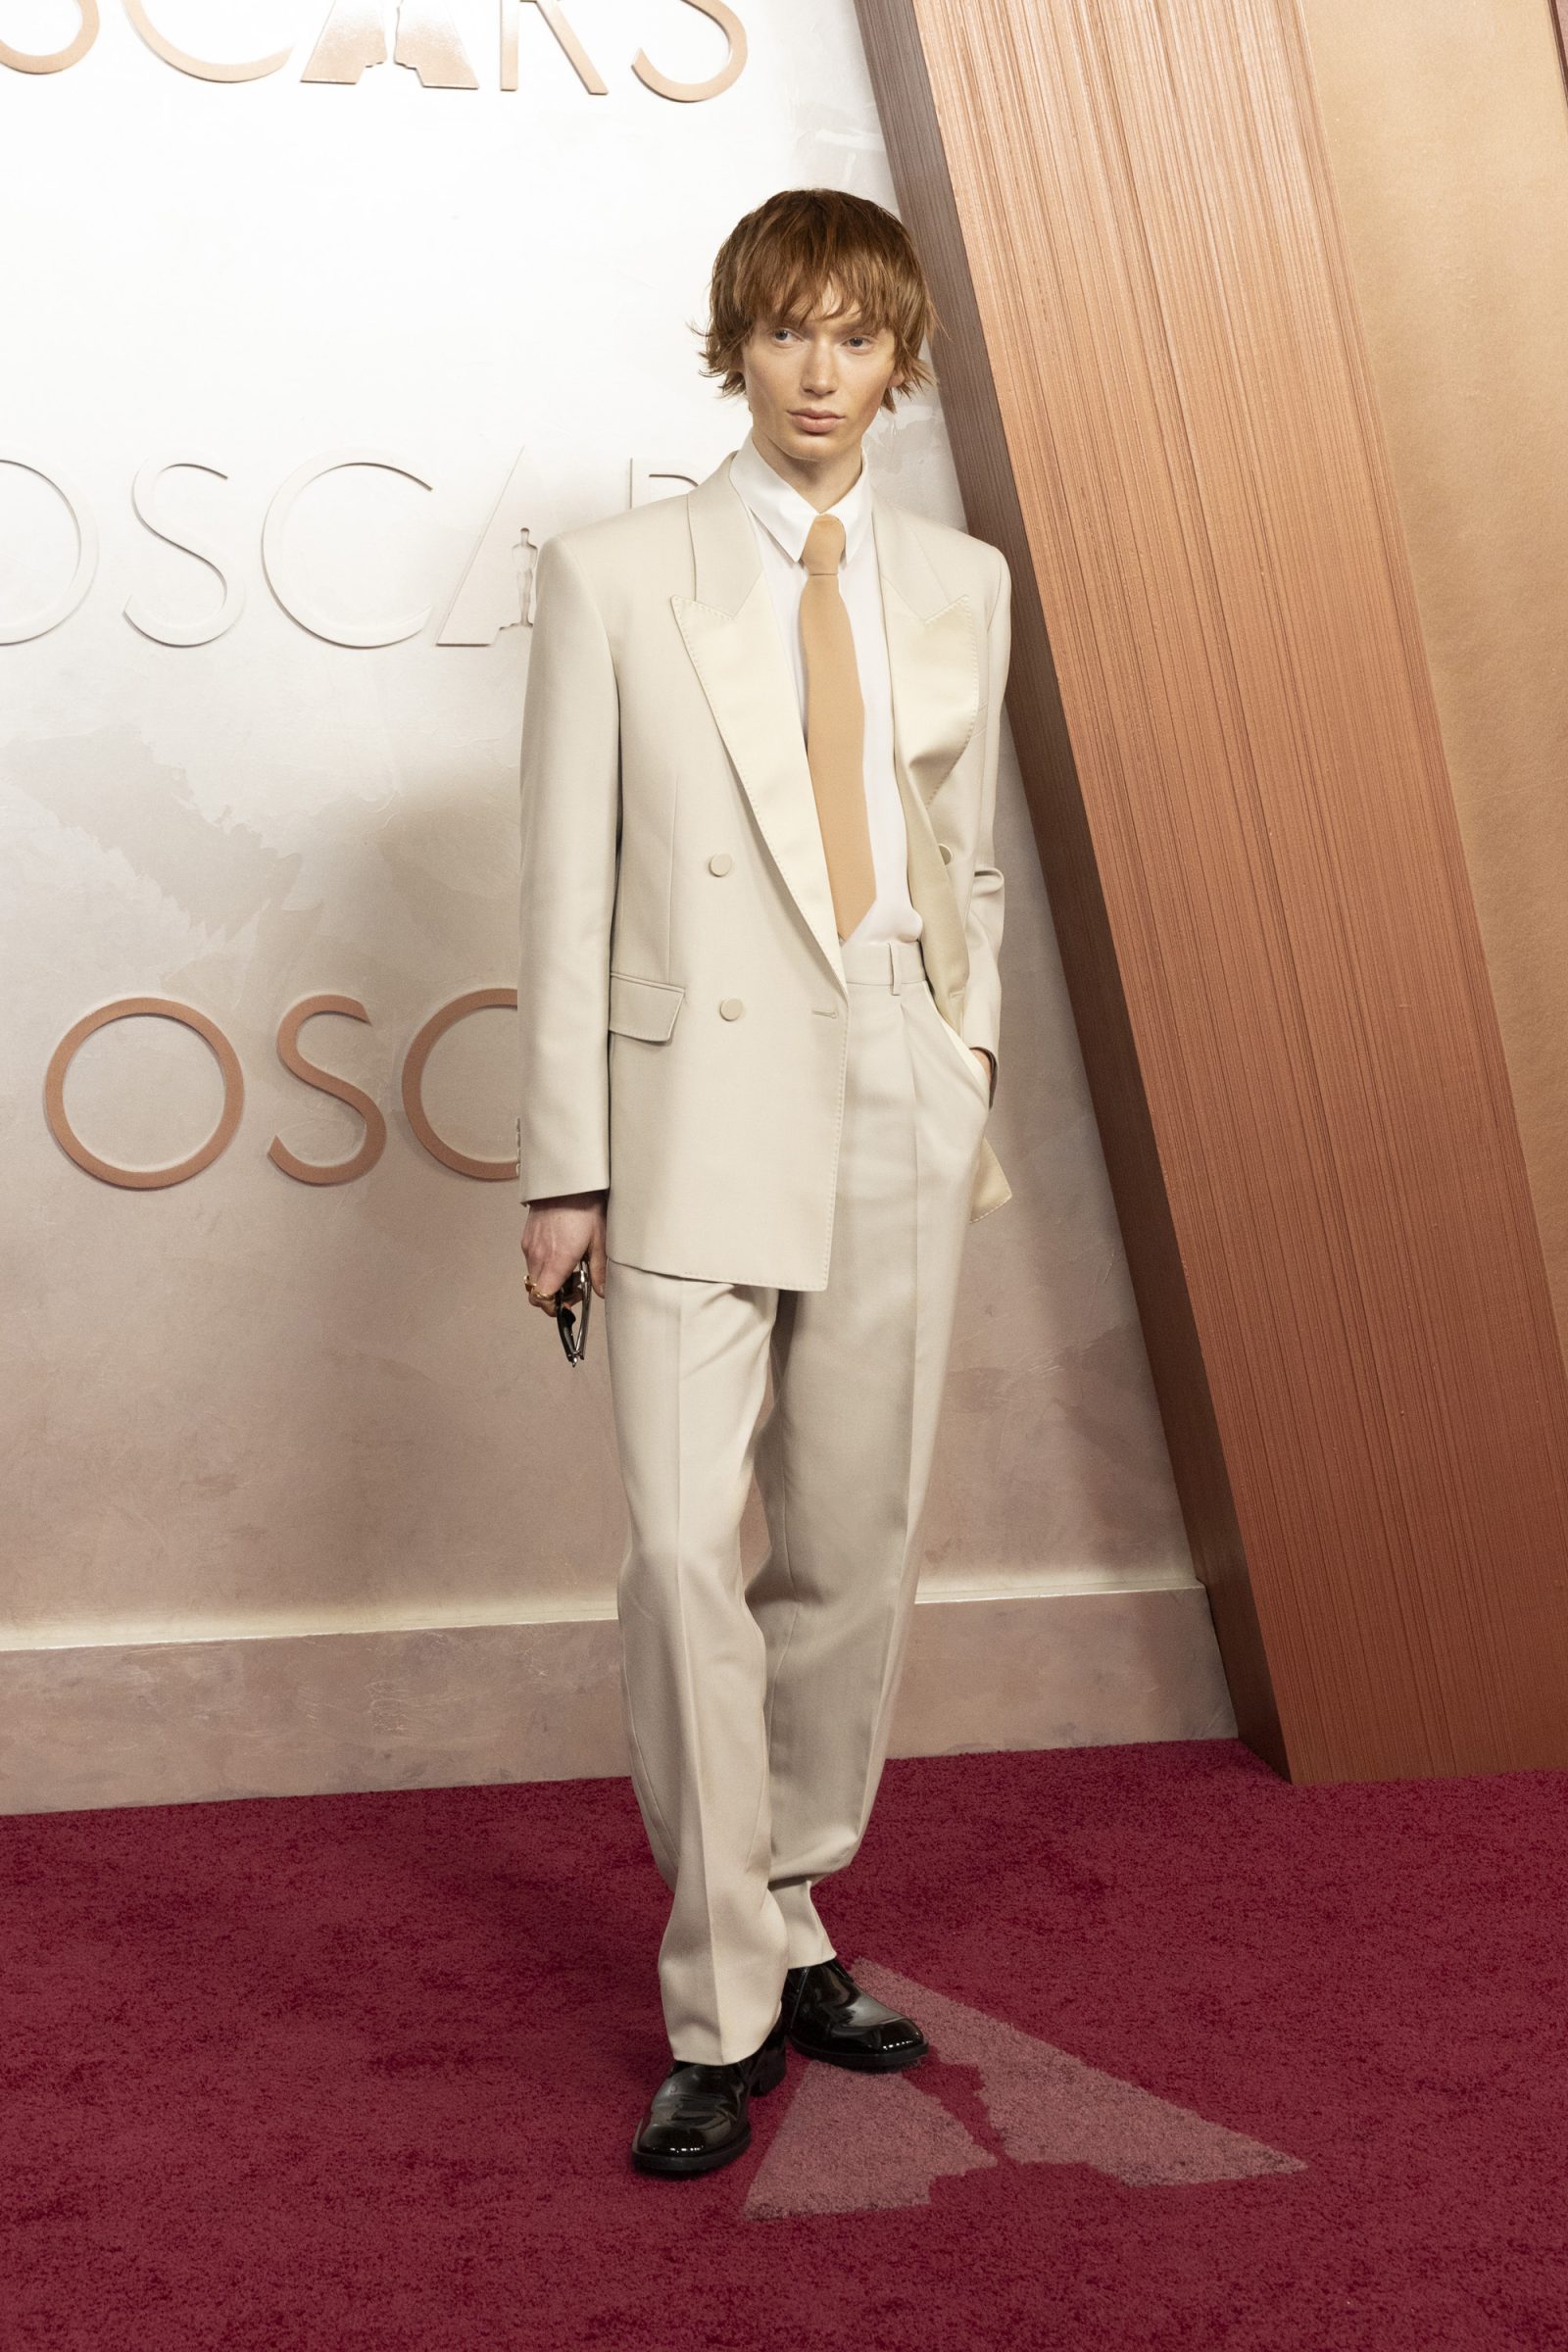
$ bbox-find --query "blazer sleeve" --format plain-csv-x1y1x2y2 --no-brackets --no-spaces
959,547,1012,1103
516,532,621,1207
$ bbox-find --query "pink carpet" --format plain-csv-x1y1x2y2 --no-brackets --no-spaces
5,1739,1567,2350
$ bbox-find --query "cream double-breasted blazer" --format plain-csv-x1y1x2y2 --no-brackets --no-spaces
516,446,1012,1292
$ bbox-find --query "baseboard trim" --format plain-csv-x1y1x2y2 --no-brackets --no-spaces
0,1586,1234,1815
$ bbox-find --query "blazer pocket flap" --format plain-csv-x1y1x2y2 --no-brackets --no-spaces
609,972,684,1042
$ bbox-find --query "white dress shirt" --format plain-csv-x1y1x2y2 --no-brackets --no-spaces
728,428,921,948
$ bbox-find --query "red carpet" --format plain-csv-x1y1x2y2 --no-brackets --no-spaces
5,1739,1567,2350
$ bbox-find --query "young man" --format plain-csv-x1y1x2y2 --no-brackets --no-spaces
516,187,1013,2177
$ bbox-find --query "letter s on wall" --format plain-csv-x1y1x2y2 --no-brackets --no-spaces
632,0,745,103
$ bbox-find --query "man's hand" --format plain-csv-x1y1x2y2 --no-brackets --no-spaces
521,1191,608,1314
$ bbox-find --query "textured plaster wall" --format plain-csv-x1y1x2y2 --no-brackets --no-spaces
1,0,1195,1650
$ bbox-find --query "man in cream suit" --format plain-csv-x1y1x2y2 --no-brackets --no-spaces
517,189,1012,2176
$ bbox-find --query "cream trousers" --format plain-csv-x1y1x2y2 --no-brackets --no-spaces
602,934,993,2064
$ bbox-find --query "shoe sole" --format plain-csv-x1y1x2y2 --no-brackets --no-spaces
630,2121,753,2178
628,2041,788,2178
785,2033,929,2074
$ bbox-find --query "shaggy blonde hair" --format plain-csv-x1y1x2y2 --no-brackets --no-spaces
697,187,940,412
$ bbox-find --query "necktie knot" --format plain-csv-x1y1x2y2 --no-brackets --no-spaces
803,513,846,576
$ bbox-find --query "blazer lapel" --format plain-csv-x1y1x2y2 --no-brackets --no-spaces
672,453,845,990
670,450,982,1010
871,491,982,1021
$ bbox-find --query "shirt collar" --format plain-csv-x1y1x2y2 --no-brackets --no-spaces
729,426,872,569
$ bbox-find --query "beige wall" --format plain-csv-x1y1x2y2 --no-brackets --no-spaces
0,0,1219,1804
1299,0,1568,1345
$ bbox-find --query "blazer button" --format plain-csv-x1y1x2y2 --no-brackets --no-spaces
708,852,734,875
719,998,745,1020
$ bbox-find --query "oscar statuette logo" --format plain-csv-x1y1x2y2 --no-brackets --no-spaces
0,0,746,96
1,449,707,648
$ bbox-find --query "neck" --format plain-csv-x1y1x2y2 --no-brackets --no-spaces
749,422,866,513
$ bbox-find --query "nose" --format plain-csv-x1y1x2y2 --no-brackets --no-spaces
803,348,837,396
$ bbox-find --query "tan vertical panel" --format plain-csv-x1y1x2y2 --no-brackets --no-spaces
857,0,1568,1781
1298,0,1568,1434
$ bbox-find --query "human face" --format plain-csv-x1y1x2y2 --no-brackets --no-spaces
739,284,905,502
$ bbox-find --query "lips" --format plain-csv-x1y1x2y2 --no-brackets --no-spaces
792,411,840,422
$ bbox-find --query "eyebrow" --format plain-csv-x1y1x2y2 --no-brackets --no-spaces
773,312,871,332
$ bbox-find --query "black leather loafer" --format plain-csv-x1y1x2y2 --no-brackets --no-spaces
629,2015,788,2177
781,1957,929,2072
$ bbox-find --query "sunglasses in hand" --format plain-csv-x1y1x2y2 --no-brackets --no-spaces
527,1250,593,1365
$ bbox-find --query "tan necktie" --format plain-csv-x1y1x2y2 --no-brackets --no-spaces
800,512,875,938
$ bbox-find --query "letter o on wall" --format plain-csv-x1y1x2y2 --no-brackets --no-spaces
0,457,99,642
0,0,98,73
44,997,244,1188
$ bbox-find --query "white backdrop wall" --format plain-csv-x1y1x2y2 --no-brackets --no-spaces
0,0,1227,1804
